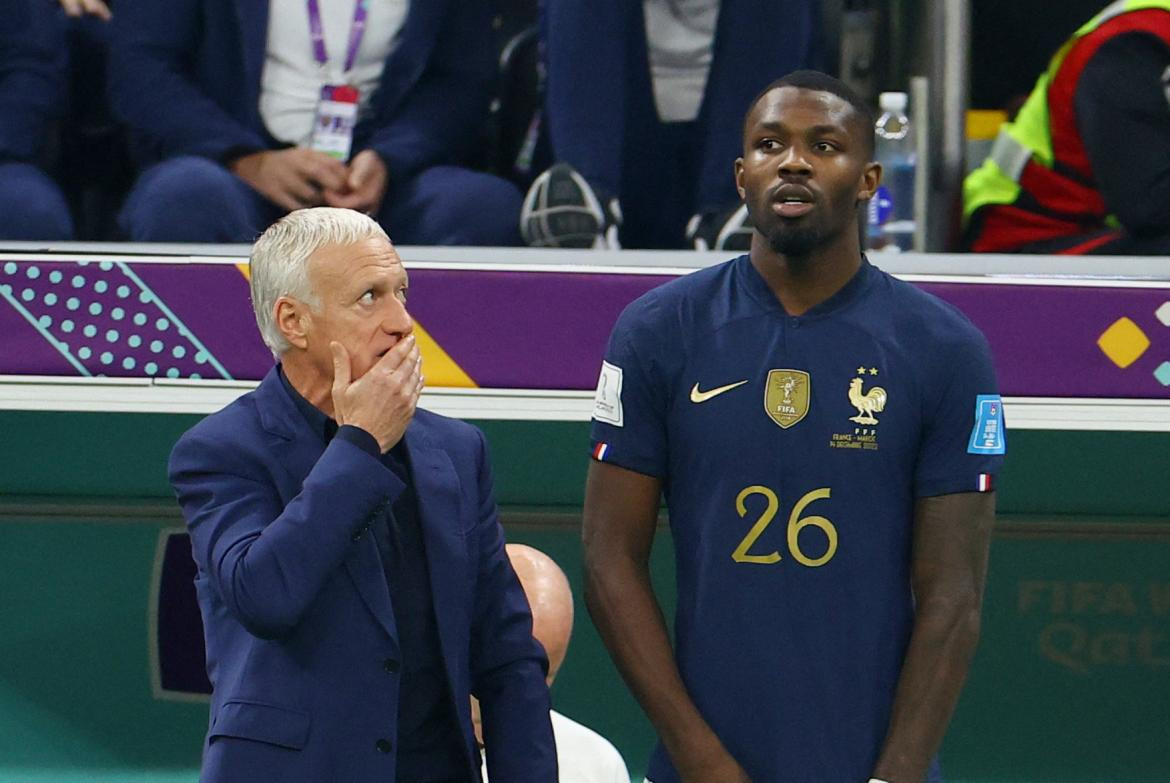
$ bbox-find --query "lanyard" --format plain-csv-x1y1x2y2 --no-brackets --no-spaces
306,0,370,76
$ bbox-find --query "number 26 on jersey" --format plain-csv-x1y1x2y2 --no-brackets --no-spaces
733,486,837,567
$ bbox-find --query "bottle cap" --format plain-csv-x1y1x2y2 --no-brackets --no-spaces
878,92,908,112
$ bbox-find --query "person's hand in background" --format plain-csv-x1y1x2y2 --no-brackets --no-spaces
229,148,349,212
325,150,389,216
58,0,111,21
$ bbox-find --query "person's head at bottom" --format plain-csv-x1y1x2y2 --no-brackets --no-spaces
471,544,573,745
735,70,880,270
249,207,421,447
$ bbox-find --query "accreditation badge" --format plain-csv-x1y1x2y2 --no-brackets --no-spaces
310,85,359,161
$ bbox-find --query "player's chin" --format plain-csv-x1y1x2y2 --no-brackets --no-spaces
766,226,822,256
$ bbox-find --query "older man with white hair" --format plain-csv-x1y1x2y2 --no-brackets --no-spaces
168,207,556,783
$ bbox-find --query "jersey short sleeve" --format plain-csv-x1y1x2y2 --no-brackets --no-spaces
913,323,1006,498
588,297,670,479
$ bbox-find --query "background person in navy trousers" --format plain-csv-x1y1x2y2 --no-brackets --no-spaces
168,208,556,782
109,0,523,244
521,0,821,250
0,0,74,240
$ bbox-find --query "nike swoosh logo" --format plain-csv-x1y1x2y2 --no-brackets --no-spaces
690,380,749,403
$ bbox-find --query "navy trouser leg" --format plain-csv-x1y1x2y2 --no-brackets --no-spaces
694,0,823,212
0,162,74,240
119,156,280,242
541,0,821,245
617,121,699,249
379,165,523,246
542,0,643,195
543,0,698,247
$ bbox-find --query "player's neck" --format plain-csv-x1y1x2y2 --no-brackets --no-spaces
749,234,863,316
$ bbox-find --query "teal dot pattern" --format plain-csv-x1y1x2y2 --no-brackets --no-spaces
0,260,231,379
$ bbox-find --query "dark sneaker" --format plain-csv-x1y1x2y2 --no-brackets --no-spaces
686,205,754,251
520,164,621,249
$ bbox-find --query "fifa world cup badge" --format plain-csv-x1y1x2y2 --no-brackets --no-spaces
764,369,810,428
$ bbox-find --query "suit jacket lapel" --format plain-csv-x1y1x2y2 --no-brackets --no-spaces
255,367,322,492
405,424,468,666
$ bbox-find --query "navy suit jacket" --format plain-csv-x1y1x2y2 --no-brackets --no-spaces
108,0,494,177
168,367,556,782
0,0,66,164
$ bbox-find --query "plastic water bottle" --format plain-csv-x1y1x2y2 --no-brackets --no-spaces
867,92,916,252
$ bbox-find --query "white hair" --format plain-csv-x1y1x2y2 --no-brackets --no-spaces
249,207,390,353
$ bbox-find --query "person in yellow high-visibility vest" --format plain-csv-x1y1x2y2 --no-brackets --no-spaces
963,0,1170,254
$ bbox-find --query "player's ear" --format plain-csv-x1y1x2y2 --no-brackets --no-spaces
734,157,746,201
858,161,881,203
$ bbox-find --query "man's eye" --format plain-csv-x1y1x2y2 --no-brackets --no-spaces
760,139,781,151
397,287,408,304
814,141,838,152
359,290,375,304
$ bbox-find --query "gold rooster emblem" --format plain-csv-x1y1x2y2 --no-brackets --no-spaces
848,377,887,425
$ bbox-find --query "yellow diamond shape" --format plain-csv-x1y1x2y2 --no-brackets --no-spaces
1097,317,1150,368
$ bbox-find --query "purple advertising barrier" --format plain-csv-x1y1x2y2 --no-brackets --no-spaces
920,281,1170,398
2,257,1168,398
406,269,674,390
407,271,1170,397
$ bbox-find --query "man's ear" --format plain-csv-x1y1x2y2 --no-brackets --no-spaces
275,296,310,350
858,161,881,202
734,157,746,201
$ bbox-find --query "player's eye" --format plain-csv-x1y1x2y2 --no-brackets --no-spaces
396,287,408,304
759,139,781,151
813,140,839,152
359,290,376,305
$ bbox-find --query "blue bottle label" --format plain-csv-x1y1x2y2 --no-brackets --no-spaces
868,185,894,226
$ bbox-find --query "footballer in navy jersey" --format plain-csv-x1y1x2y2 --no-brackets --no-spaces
583,71,1003,783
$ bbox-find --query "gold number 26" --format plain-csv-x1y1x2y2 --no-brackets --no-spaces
732,485,837,567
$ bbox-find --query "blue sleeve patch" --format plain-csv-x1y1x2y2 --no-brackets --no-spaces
968,394,1006,455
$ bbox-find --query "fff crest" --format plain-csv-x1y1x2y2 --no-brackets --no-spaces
765,369,810,429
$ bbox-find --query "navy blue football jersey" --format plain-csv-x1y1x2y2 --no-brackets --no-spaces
589,256,1005,783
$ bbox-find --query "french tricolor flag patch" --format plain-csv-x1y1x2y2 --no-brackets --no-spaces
977,473,994,492
592,442,610,461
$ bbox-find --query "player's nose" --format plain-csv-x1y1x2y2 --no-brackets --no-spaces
778,144,812,176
